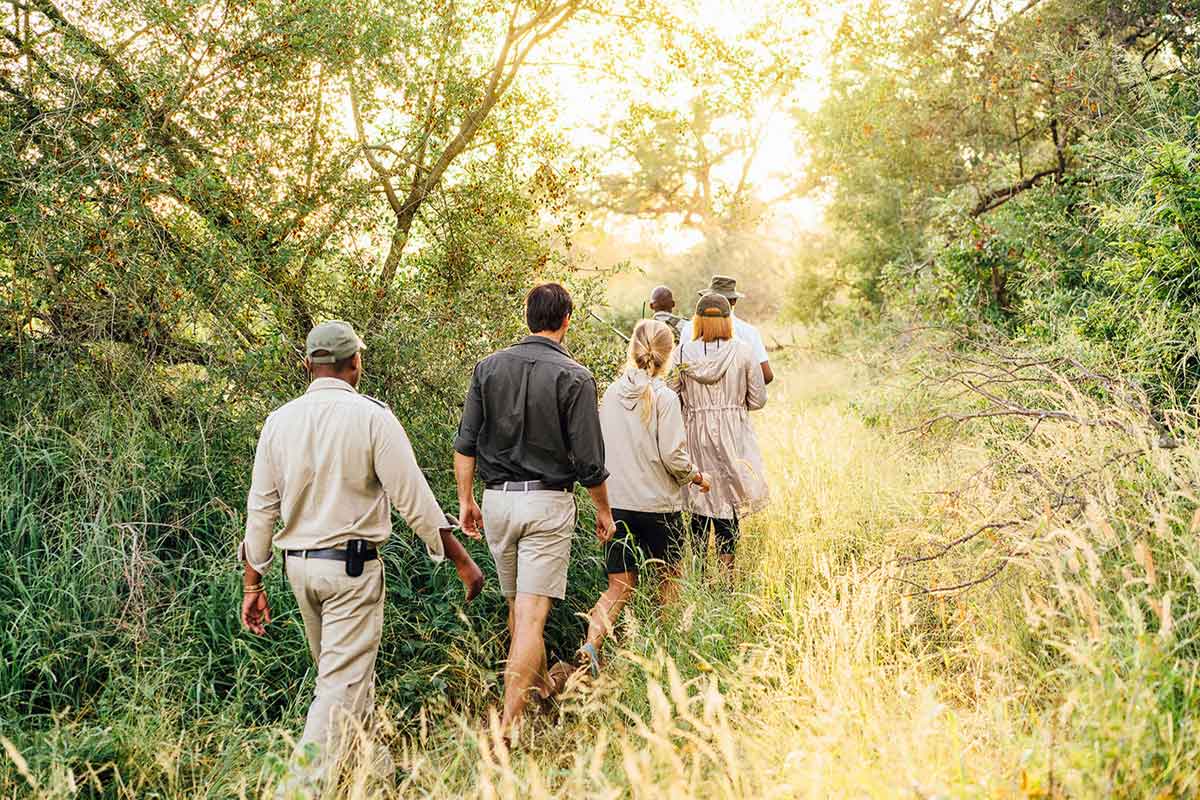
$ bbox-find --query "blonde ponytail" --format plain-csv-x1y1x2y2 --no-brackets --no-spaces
626,319,676,426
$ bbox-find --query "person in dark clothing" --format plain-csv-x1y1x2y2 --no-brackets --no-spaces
453,283,616,741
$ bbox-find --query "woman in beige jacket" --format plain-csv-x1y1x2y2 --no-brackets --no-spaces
578,319,710,675
674,292,768,573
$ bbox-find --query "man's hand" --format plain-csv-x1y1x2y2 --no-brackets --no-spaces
241,591,271,636
440,526,485,603
458,497,484,539
586,481,616,544
453,453,483,540
595,507,616,544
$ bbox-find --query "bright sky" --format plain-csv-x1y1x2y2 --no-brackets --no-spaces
525,0,858,253
335,1,862,271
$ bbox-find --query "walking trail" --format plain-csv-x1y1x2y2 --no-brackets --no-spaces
412,342,1038,798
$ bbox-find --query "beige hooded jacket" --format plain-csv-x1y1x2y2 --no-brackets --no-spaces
599,368,699,513
672,338,768,519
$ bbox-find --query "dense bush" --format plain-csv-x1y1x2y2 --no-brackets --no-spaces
804,0,1200,399
901,79,1200,401
0,0,627,769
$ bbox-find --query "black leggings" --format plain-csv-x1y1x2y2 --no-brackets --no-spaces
690,513,739,558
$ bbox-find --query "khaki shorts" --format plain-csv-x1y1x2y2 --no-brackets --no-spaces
482,489,577,599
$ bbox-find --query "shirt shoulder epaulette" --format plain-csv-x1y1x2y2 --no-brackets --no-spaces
361,394,390,411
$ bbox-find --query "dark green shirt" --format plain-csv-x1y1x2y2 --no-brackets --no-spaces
453,336,608,489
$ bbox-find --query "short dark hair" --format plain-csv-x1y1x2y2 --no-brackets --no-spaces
526,283,573,333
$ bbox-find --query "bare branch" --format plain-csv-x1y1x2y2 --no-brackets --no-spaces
970,166,1060,216
349,81,403,218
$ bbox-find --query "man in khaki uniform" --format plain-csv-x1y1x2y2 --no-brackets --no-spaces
239,320,484,790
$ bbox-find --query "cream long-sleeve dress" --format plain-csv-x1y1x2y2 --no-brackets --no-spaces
671,338,769,520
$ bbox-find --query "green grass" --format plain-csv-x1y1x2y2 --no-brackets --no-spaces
5,327,1200,798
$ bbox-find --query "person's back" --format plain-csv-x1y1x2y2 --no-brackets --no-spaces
254,382,443,552
238,321,483,795
674,294,769,570
579,320,709,675
462,338,602,490
600,374,694,513
453,283,615,741
675,337,763,417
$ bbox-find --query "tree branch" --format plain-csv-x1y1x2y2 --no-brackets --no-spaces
970,166,1060,216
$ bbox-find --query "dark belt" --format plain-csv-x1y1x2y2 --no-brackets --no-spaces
486,480,570,493
285,546,378,562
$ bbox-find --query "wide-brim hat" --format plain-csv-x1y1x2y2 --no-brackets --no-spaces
697,274,745,299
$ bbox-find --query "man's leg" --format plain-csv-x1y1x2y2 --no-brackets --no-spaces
288,555,323,665
279,556,325,796
504,598,555,698
299,559,389,782
497,490,575,734
500,592,553,734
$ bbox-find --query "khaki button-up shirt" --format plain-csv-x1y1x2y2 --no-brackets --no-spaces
238,377,448,572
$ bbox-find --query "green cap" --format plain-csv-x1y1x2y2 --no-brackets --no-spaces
306,320,365,364
696,292,732,318
697,274,745,299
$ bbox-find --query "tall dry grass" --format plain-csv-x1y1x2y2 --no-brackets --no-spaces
395,331,1199,799
7,328,1200,798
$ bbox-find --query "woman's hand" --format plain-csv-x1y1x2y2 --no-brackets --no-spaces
595,507,617,543
693,472,711,493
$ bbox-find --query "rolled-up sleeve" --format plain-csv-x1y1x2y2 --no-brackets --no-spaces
656,390,698,486
565,374,609,488
239,422,279,573
374,409,448,562
453,364,484,457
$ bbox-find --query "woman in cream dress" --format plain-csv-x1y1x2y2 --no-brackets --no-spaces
672,292,768,572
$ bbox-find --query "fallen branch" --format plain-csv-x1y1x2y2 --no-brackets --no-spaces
876,333,1175,599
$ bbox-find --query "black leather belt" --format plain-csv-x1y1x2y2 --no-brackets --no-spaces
285,546,378,562
486,480,570,492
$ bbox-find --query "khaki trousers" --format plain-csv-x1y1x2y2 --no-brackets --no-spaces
287,555,390,780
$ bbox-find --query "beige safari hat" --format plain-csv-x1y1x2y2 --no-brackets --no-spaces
697,274,745,299
306,320,365,364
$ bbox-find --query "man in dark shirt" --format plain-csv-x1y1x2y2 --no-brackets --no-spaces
453,283,616,740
